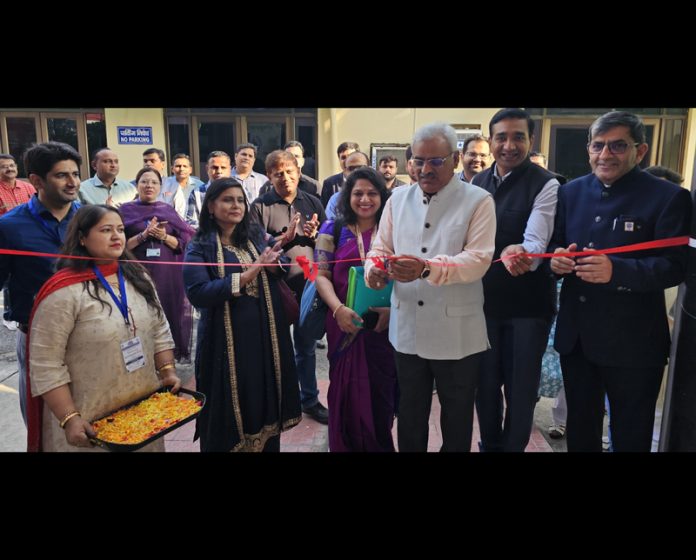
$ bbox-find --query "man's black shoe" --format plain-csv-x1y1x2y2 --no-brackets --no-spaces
302,402,329,424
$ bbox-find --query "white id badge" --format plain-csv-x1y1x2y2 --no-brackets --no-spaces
146,248,161,257
121,336,146,373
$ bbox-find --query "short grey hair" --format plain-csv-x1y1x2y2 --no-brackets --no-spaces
412,122,458,153
589,111,646,144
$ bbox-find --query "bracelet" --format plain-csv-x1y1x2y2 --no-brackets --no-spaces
59,411,81,429
332,304,346,319
137,232,145,243
156,360,176,375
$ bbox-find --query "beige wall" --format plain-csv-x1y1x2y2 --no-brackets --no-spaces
681,108,696,190
317,108,500,182
104,108,167,181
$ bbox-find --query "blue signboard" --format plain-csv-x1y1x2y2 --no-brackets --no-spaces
117,126,153,145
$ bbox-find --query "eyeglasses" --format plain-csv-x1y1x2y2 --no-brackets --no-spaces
411,152,456,168
346,164,367,172
588,140,639,155
464,151,490,160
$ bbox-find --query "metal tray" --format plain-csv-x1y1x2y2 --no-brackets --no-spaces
90,387,205,452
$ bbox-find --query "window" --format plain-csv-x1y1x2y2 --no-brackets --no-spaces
370,144,410,174
167,116,191,166
86,113,106,162
247,120,287,175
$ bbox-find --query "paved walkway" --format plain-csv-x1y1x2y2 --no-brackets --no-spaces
164,377,552,453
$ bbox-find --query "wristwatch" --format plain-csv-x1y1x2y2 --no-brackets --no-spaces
420,261,431,279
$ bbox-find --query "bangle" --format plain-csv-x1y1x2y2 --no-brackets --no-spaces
156,360,176,375
59,411,81,429
333,304,346,319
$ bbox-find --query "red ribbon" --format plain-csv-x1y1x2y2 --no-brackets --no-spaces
370,257,387,272
2,236,689,276
493,236,690,263
295,255,318,281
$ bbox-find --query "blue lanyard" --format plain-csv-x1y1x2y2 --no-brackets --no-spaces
28,197,77,246
93,264,129,325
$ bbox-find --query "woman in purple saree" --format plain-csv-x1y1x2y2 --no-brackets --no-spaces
315,167,396,452
120,168,196,361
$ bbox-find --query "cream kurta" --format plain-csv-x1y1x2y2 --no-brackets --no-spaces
30,274,175,452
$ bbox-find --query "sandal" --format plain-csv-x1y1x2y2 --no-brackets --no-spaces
548,425,566,439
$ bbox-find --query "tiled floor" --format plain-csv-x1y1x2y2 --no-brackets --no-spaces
165,377,552,453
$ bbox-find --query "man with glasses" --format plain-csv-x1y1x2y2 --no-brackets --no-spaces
0,154,35,217
365,122,496,452
549,111,691,452
459,134,491,183
325,151,370,220
472,108,560,452
0,153,37,331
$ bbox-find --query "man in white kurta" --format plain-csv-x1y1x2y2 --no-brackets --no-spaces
365,122,496,452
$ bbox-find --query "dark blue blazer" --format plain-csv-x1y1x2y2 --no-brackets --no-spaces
321,172,344,208
550,166,691,368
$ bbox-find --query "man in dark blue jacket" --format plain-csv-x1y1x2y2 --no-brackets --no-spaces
550,111,691,452
320,141,359,208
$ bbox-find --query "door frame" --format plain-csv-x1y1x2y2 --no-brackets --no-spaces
0,112,42,178
39,112,90,178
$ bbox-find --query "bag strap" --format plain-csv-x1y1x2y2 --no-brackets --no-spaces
332,218,343,249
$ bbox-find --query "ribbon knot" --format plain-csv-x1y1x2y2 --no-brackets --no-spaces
296,255,318,282
370,256,387,272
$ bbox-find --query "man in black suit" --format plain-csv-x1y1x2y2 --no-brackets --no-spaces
320,141,359,207
550,111,692,452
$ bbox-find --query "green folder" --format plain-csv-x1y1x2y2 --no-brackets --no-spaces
346,266,393,321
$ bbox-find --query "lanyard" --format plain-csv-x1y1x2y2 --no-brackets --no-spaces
28,197,76,246
351,225,374,263
93,264,130,326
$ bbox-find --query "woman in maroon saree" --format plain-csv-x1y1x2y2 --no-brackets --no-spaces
315,167,396,452
120,168,196,361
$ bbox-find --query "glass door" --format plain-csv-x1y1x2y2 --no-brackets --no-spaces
245,117,289,174
40,112,90,178
1,112,40,178
192,116,238,181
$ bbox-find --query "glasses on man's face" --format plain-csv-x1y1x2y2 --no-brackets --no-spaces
464,151,490,160
346,164,367,172
588,140,639,155
411,152,455,168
